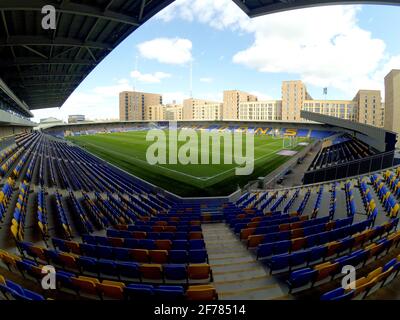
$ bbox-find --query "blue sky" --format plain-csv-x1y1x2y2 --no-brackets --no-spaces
32,1,400,122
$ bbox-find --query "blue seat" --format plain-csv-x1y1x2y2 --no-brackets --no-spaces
383,258,397,272
106,229,120,238
290,250,309,267
159,232,174,240
189,250,208,263
169,250,188,264
56,271,75,289
306,234,320,247
118,262,141,279
308,245,327,263
124,238,139,249
273,240,291,254
318,232,330,244
82,234,96,244
277,231,291,241
262,233,278,243
321,287,354,300
114,247,130,261
287,268,317,291
5,280,24,295
125,284,154,299
267,254,290,273
21,289,45,301
96,245,114,260
147,232,159,240
138,239,156,250
78,256,98,274
339,237,354,252
172,240,187,250
163,264,187,281
98,259,118,277
257,243,273,259
80,243,97,258
95,236,109,246
174,232,188,240
44,249,63,265
154,286,185,300
189,240,205,250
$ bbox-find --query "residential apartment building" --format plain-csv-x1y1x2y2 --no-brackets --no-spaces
223,90,258,120
192,103,223,121
145,104,165,121
282,80,312,121
303,100,357,122
165,104,183,121
119,91,162,121
183,98,221,120
384,69,400,146
353,90,384,127
239,100,282,121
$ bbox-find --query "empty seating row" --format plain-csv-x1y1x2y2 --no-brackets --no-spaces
286,227,400,292
0,251,217,300
17,244,213,284
243,216,336,242
53,238,206,261
321,253,400,300
0,274,45,301
255,218,372,257
106,229,203,240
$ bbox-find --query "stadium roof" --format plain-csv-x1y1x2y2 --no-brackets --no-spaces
232,0,400,17
0,0,174,111
0,0,399,115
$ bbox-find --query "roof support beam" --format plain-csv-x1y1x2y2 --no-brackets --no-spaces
0,57,96,67
22,45,48,59
0,0,140,26
4,72,86,80
0,36,112,50
14,81,81,87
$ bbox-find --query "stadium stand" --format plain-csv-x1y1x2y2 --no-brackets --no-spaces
0,127,399,300
308,135,376,171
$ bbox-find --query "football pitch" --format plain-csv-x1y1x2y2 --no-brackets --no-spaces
67,130,310,197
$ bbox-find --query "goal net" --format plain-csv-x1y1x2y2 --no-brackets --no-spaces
282,136,299,149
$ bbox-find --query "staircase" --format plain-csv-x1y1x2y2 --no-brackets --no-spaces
202,223,291,300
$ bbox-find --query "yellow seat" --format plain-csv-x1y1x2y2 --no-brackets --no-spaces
186,285,217,300
188,264,211,280
97,280,125,300
71,276,100,296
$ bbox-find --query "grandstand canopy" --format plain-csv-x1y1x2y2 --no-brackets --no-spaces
301,110,398,152
232,0,400,17
0,0,173,111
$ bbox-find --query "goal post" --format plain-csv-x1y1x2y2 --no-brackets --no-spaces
282,135,299,149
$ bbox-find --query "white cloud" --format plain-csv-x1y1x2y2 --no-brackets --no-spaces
137,38,193,65
130,70,171,83
32,80,133,123
199,77,213,83
157,0,399,96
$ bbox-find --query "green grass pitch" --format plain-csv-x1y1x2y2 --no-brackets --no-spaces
67,131,309,197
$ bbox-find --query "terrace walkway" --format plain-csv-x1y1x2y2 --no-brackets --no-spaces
202,223,290,300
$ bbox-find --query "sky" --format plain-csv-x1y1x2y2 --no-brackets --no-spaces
31,0,400,123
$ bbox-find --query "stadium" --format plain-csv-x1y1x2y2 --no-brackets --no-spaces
1,0,400,304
